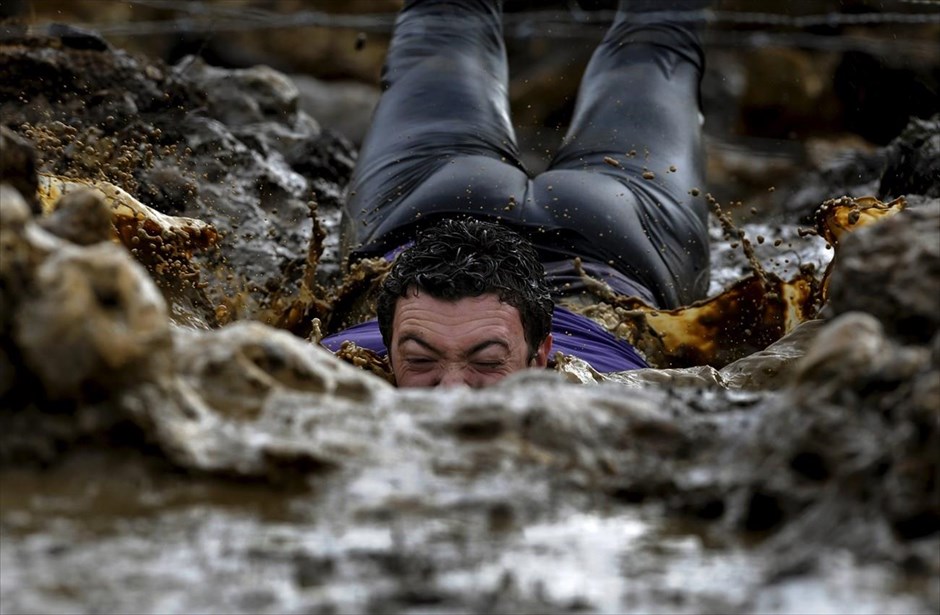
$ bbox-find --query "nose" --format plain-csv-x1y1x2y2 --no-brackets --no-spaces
438,366,472,388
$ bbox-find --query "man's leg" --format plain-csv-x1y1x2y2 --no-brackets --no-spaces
553,1,706,190
534,1,711,307
341,0,527,258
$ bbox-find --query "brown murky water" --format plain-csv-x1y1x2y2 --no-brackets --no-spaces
1,419,933,615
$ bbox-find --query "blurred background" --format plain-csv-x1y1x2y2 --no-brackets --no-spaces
5,0,939,213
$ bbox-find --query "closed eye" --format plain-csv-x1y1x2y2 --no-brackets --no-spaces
405,357,435,365
473,360,505,370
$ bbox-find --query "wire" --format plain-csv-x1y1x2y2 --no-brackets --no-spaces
18,4,940,57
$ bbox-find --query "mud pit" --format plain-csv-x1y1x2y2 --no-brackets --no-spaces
1,24,939,615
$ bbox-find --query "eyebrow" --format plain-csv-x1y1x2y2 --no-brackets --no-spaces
398,334,441,356
397,335,510,358
466,340,510,356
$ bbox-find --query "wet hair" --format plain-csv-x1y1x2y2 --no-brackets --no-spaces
377,218,554,358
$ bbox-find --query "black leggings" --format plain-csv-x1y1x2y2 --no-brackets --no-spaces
341,0,710,308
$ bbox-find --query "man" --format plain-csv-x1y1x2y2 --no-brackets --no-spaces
321,0,711,387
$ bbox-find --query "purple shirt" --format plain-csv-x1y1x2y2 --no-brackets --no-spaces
320,305,648,373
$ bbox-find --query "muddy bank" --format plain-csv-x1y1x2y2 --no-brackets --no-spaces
0,24,354,332
2,21,939,615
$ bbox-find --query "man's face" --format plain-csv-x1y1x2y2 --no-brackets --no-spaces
390,289,552,388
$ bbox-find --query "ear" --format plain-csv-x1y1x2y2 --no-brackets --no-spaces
530,334,553,368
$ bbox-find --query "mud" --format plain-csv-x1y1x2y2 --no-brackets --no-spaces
782,114,940,223
1,20,939,615
0,26,354,330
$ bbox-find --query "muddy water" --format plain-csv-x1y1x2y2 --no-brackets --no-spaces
0,437,931,614
2,14,939,615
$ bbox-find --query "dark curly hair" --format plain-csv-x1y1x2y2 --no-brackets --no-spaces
377,218,554,357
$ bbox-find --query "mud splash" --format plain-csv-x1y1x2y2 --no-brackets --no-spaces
30,165,906,373
568,194,906,369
